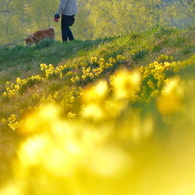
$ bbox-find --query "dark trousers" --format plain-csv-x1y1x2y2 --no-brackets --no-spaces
61,15,75,42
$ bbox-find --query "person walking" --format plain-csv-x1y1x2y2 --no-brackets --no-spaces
55,0,78,42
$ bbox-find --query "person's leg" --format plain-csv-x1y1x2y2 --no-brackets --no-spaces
61,15,69,42
61,15,75,42
67,28,74,41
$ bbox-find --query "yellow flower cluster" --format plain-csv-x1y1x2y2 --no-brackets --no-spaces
82,56,126,80
157,54,174,62
40,63,62,78
3,80,25,98
67,111,76,119
40,92,58,105
3,75,43,98
1,118,6,125
2,65,195,194
139,60,175,101
157,76,184,115
40,55,126,84
173,55,195,72
8,114,22,131
82,69,141,121
3,53,195,132
2,52,195,195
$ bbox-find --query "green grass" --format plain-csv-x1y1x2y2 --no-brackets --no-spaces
0,26,193,72
1,24,195,187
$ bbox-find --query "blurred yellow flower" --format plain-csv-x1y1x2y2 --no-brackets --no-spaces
157,77,184,115
82,103,104,120
67,112,76,118
111,69,141,100
70,96,75,103
1,118,6,124
82,80,108,104
18,105,59,135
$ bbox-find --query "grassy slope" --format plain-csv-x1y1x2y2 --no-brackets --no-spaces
1,25,195,185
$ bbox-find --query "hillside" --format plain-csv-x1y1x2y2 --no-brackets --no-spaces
1,25,195,194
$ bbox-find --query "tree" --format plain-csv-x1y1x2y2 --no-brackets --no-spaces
1,0,195,46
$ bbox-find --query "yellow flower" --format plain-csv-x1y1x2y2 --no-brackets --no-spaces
70,96,75,103
71,78,76,83
91,56,98,63
48,64,54,70
66,71,73,76
67,112,76,119
1,118,6,124
14,84,20,90
16,78,21,84
98,58,105,63
111,68,141,100
75,76,80,81
89,73,94,78
82,80,108,104
105,63,113,68
81,75,86,80
53,92,58,99
86,67,91,73
19,105,59,135
116,55,126,60
151,90,159,97
109,57,116,63
9,121,21,131
157,77,184,115
82,103,104,121
8,114,16,122
40,63,48,71
74,64,78,69
147,79,155,89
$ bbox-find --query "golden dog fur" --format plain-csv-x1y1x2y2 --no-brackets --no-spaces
25,27,55,46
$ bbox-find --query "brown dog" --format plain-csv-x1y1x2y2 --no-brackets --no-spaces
25,27,55,46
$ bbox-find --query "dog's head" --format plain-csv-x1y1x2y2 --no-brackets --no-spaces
25,36,34,47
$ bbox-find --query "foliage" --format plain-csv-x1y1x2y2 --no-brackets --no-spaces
1,25,195,194
1,0,195,45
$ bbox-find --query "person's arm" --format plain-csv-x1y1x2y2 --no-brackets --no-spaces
57,0,68,14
